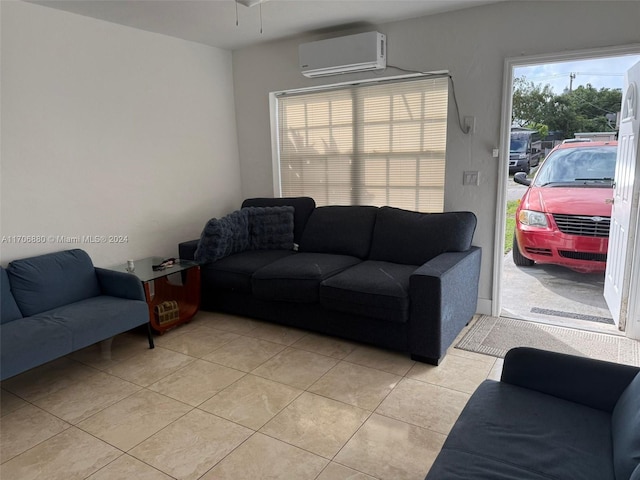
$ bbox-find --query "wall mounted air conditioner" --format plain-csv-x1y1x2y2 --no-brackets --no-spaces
299,31,386,78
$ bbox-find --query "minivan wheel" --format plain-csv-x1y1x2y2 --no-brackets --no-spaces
523,162,530,174
512,233,534,267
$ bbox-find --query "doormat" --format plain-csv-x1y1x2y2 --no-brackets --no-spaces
530,307,614,325
456,315,640,366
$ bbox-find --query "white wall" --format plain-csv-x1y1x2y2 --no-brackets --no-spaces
232,0,640,313
1,1,242,267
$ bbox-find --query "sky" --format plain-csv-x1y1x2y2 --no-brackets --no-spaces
514,54,640,94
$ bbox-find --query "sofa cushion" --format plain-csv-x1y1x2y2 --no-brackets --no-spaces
7,249,101,317
195,209,249,263
428,380,615,480
299,206,378,259
369,207,477,266
30,296,149,351
1,267,23,324
203,249,296,293
611,372,640,480
320,261,417,323
0,315,73,381
252,253,361,303
245,206,295,251
242,197,316,244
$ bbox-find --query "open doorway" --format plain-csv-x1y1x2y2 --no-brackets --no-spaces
497,47,640,336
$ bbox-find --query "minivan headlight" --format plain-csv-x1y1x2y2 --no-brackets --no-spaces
518,210,548,227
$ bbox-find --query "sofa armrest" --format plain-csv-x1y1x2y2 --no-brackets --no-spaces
501,347,640,412
179,239,199,261
408,246,481,364
95,268,145,301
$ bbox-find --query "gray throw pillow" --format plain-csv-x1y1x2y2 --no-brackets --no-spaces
245,206,295,251
195,209,249,263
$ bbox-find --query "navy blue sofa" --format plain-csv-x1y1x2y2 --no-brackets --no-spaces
0,249,152,381
426,347,640,480
180,197,481,365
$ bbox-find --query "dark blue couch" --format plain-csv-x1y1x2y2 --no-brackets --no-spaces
0,249,152,381
426,347,640,480
180,197,481,365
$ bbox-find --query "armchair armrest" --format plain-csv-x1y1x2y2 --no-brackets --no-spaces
179,239,199,262
408,246,481,364
501,347,640,412
95,268,145,301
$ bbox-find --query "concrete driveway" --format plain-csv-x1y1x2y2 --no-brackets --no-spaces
500,252,620,335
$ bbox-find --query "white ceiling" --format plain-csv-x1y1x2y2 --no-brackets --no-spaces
28,0,503,51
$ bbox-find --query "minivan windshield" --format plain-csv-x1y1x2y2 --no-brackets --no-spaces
533,145,617,187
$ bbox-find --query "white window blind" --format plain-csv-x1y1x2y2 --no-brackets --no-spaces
276,76,449,212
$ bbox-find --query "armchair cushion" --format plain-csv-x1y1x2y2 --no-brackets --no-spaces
7,249,100,316
30,296,149,350
611,373,640,480
431,380,615,480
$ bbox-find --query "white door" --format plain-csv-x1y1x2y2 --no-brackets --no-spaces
604,61,640,332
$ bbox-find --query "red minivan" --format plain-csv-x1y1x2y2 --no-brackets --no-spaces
512,141,617,273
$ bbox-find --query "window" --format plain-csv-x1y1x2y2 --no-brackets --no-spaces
275,76,449,212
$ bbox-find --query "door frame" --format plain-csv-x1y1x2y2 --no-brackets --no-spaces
492,43,640,331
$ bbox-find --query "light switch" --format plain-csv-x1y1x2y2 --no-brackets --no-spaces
463,171,479,186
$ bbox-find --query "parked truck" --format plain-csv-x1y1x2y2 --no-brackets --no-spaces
509,128,543,174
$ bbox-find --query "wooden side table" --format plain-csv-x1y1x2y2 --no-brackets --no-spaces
111,257,201,334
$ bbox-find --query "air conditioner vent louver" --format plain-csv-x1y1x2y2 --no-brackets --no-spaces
299,32,386,78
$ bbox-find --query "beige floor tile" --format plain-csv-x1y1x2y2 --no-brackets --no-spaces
0,427,121,480
202,335,285,372
70,333,152,370
129,409,252,480
252,347,338,389
317,462,378,480
201,312,262,334
153,327,239,358
376,378,469,435
201,432,328,480
407,353,493,394
77,389,192,451
261,392,370,458
335,414,446,480
0,404,70,462
309,361,400,411
2,357,100,402
292,333,359,359
87,454,173,479
247,322,308,345
200,374,301,430
487,357,504,381
148,359,245,406
0,388,28,416
104,347,195,387
344,346,415,376
32,371,141,424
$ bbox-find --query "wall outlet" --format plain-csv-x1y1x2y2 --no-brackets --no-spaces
463,171,479,186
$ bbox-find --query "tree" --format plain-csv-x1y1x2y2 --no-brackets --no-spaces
512,77,622,139
512,77,554,136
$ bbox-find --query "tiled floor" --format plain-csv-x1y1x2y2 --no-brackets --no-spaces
0,312,501,480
